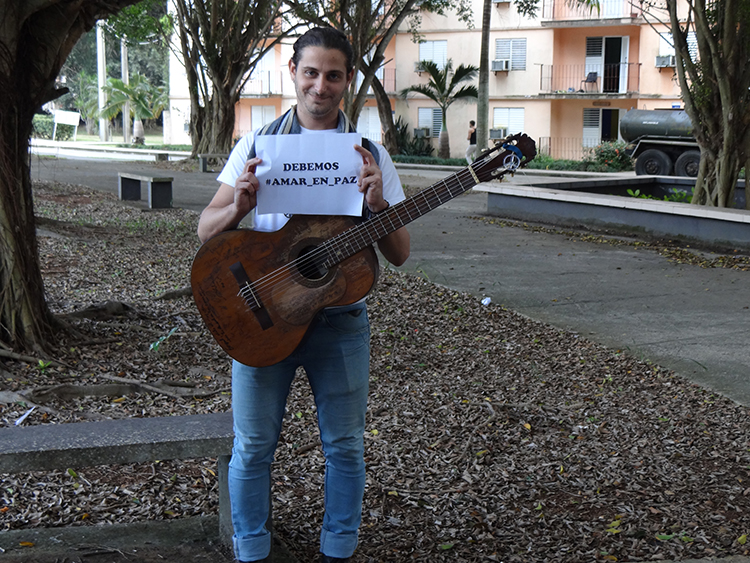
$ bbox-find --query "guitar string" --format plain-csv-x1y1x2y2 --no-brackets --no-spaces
237,157,509,307
237,165,481,306
237,151,518,307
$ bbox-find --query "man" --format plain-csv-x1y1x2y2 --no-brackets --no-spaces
466,120,477,164
197,27,410,563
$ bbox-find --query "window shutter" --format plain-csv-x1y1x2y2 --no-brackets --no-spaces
493,107,525,132
495,39,526,70
432,109,443,137
585,37,603,75
419,42,434,63
582,108,600,148
495,39,511,61
418,107,432,130
419,40,447,69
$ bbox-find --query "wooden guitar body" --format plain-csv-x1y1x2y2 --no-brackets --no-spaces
191,133,537,367
191,214,379,367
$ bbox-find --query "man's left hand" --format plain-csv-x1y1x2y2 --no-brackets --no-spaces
355,144,388,213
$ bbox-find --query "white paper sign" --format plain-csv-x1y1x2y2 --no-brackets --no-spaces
255,132,365,216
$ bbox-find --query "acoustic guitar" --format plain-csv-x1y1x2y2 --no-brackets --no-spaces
191,133,536,367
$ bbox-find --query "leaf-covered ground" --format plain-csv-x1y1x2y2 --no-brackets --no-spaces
1,181,749,562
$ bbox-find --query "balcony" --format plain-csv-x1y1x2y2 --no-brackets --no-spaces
541,0,642,22
539,63,641,95
242,70,284,96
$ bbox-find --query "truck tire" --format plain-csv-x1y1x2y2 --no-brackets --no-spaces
635,149,673,176
674,150,701,177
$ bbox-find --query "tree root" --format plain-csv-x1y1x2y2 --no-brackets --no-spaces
0,348,67,368
63,300,152,320
99,373,229,399
156,287,193,300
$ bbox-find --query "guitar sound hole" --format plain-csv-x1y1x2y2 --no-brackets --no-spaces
297,245,329,281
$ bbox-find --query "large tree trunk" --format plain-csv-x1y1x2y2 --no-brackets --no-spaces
438,129,450,160
371,76,398,154
0,1,140,355
194,88,237,155
172,0,284,157
692,144,743,207
0,98,56,353
665,0,750,208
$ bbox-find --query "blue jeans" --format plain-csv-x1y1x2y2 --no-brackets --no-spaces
228,303,370,562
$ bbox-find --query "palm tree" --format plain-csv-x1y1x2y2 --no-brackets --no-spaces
101,74,168,144
400,59,479,159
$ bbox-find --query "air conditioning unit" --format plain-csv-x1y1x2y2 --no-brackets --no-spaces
492,0,511,3
492,59,511,72
655,55,676,68
414,127,431,138
489,128,508,139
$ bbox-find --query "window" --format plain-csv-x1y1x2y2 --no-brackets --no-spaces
357,106,382,143
582,107,600,148
418,107,442,137
494,39,527,71
493,107,525,134
659,31,698,62
419,40,448,69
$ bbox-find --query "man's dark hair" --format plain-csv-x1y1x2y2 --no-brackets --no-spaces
470,120,476,126
292,27,354,73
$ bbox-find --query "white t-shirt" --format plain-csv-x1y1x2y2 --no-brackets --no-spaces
217,127,406,233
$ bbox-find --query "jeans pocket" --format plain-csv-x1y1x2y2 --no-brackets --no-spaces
324,306,369,335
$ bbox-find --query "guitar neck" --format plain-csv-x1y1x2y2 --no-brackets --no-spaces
322,162,485,269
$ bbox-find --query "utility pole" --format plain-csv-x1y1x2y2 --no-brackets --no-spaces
121,37,131,144
96,21,110,142
477,0,492,153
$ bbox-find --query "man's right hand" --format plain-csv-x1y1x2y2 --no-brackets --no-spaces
234,157,262,216
197,157,263,243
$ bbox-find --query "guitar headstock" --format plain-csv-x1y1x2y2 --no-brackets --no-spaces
472,133,537,184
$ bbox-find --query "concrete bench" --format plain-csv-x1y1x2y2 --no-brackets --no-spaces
118,172,173,208
197,153,229,173
0,413,235,544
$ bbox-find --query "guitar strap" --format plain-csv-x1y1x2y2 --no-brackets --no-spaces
246,106,380,219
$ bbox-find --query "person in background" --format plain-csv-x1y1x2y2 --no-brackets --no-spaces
466,120,478,164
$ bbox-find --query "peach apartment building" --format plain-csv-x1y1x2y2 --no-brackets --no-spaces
164,0,686,160
394,0,686,159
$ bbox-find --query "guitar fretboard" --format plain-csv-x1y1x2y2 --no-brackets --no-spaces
321,161,486,269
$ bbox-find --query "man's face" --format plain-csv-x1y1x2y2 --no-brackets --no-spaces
289,46,354,129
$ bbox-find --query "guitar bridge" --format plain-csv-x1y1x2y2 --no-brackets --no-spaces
229,262,273,331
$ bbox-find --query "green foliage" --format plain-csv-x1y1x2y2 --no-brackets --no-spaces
32,115,73,140
393,116,434,157
150,327,178,353
582,141,633,172
105,0,172,45
101,74,168,122
400,59,479,117
525,154,587,171
627,188,694,203
74,71,100,122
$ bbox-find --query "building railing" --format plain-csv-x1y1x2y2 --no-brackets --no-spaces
539,63,641,94
243,71,284,96
538,137,596,161
356,68,396,95
541,0,641,20
380,68,396,94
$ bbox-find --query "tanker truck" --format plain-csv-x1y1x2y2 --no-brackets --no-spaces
619,109,701,177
